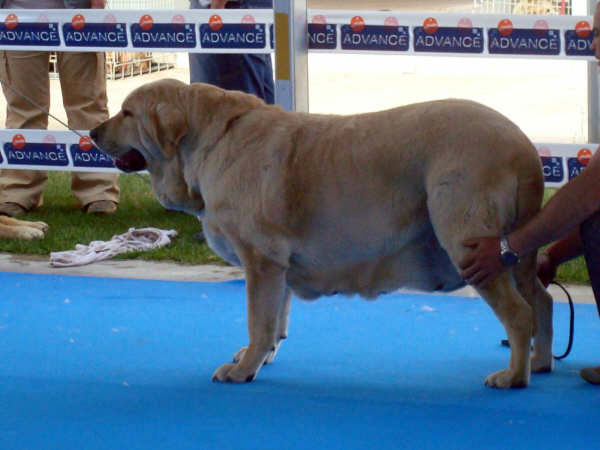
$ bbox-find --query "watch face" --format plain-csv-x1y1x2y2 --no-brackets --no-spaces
501,250,519,266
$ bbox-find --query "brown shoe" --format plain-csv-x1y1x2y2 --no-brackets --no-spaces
0,202,27,217
580,366,600,385
85,200,117,215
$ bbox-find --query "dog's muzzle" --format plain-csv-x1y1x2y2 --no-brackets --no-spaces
114,149,147,173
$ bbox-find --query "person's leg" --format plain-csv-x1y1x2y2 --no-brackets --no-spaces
578,211,600,384
190,0,274,103
57,51,119,211
247,0,274,103
214,53,274,103
0,51,51,213
189,0,220,85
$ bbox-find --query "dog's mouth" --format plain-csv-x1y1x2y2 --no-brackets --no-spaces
114,149,147,173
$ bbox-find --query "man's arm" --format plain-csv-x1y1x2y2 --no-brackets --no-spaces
459,147,600,287
537,229,584,287
90,0,105,8
509,148,600,256
212,0,228,8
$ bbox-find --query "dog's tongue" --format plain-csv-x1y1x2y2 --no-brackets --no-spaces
115,149,147,172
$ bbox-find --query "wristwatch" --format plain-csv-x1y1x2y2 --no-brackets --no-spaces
500,236,520,266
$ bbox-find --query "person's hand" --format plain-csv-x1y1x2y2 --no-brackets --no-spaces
458,236,505,287
211,0,228,8
91,0,105,8
536,252,556,288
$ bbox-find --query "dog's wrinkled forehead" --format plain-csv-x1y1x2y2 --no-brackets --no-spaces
122,80,183,112
122,87,152,113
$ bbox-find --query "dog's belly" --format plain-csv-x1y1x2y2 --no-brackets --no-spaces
286,237,465,300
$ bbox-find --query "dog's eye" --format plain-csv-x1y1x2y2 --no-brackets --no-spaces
122,109,133,117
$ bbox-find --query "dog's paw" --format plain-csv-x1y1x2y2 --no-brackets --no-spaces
30,221,49,232
531,352,553,373
484,369,529,389
16,227,45,240
212,363,256,383
232,347,247,363
233,341,281,365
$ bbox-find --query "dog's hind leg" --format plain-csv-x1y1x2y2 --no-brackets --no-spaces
426,178,533,388
512,252,554,373
474,278,533,387
213,255,288,383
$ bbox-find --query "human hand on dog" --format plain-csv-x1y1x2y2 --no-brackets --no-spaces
459,237,505,287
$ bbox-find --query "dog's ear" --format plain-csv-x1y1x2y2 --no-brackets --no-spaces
187,83,266,146
148,101,188,159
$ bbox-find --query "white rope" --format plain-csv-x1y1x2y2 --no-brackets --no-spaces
49,227,178,267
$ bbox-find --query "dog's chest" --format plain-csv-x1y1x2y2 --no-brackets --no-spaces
204,226,241,267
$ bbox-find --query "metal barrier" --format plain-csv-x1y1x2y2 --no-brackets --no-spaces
0,7,597,187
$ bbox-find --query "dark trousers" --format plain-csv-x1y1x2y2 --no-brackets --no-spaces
189,0,275,104
580,210,600,315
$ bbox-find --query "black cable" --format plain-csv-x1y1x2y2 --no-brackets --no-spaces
551,281,574,360
500,280,574,360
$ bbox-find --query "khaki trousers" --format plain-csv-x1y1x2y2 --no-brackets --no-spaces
0,51,119,210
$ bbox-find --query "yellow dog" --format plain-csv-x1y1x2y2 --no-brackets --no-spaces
92,79,553,388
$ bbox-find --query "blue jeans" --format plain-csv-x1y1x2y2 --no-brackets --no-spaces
189,0,274,104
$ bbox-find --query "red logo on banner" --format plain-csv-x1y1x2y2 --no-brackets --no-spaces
79,136,93,151
575,20,592,38
384,16,399,32
241,14,255,30
139,14,153,31
312,14,327,25
423,17,438,34
350,16,365,32
5,13,18,30
104,13,117,24
242,14,255,24
533,19,549,36
172,14,185,24
209,14,223,31
537,146,551,157
578,148,593,166
457,17,473,33
43,134,56,144
36,13,50,24
12,134,26,150
498,19,513,36
72,14,85,30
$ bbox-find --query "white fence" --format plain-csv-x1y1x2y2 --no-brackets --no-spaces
0,7,597,187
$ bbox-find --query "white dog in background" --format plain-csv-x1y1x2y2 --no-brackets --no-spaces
0,215,48,240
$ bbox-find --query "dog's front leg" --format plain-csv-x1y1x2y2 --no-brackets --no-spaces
212,258,287,383
233,288,291,365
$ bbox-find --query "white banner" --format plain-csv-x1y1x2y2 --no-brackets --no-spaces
0,129,593,187
0,9,595,59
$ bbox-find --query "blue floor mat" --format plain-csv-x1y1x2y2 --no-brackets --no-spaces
1,271,599,450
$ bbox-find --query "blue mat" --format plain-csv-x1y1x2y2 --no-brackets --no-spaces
1,271,599,450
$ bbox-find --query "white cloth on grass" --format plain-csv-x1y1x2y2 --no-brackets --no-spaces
49,227,178,267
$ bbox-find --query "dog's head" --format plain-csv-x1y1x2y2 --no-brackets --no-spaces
91,78,189,174
91,78,201,213
91,78,266,215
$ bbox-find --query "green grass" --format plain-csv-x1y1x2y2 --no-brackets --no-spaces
0,174,591,285
0,172,222,265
